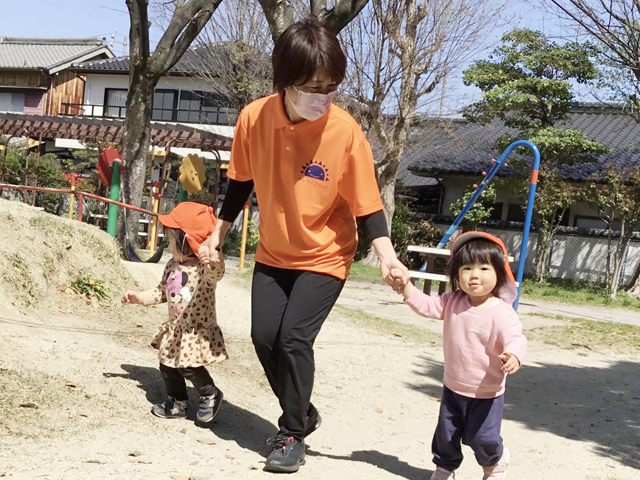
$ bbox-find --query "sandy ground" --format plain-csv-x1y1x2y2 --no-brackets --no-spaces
1,257,639,480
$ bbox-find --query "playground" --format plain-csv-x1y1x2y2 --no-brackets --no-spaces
0,199,638,480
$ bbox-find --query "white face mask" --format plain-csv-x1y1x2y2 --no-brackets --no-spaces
289,86,336,121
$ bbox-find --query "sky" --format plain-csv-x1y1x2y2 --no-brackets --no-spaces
2,0,585,114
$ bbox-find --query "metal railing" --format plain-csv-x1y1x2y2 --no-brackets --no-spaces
61,103,237,126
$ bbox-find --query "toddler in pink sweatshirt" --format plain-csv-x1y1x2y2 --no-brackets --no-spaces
403,231,527,480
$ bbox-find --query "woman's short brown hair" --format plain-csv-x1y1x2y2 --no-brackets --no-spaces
272,16,346,92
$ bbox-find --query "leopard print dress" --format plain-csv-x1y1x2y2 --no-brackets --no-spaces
141,257,228,368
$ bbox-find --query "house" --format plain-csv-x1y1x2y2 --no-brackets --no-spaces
0,37,113,116
400,103,640,230
63,44,240,163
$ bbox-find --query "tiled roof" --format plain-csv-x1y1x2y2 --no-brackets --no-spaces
0,37,111,71
72,43,269,76
403,103,640,184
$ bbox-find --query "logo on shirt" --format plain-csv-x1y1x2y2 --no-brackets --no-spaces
301,160,330,182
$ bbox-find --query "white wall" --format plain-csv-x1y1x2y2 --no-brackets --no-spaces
434,223,640,287
83,74,217,107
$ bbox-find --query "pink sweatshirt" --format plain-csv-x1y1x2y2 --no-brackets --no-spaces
405,289,527,399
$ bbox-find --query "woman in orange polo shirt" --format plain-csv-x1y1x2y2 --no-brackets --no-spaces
199,16,409,473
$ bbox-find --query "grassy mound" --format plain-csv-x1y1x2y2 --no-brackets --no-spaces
0,199,133,307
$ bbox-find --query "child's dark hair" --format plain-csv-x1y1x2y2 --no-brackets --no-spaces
165,227,195,258
448,239,507,295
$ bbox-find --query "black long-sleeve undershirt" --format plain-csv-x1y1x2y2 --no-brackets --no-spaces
218,179,389,241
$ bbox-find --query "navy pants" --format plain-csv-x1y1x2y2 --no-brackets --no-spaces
432,386,504,471
251,262,345,440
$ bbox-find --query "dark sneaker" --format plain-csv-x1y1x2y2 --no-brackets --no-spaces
303,403,322,438
151,396,187,419
264,433,306,473
197,388,224,424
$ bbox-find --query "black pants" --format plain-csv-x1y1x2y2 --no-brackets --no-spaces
251,262,345,439
159,363,216,401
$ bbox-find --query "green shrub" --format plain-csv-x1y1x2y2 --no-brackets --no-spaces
223,220,259,255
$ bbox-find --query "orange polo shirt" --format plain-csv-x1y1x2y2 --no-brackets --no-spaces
227,92,383,279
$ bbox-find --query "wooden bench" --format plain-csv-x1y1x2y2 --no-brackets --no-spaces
407,245,515,296
407,246,451,295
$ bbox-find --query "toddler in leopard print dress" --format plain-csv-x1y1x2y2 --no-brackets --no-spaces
122,202,228,425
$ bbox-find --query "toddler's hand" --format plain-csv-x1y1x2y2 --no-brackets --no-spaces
499,352,521,375
122,290,142,305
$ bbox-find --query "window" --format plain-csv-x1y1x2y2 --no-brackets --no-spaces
152,89,177,121
489,202,504,221
0,92,25,113
104,89,127,118
177,91,237,125
506,204,525,223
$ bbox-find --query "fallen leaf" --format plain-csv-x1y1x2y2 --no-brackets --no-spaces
10,334,27,338
335,386,343,390
129,451,142,457
4,418,18,432
90,297,100,308
169,476,189,480
65,382,77,388
225,454,235,460
196,436,217,445
77,408,88,417
65,288,76,296
44,339,57,343
179,428,187,434
19,402,39,409
189,461,199,466
57,282,67,291
375,408,383,414
136,324,143,328
248,466,259,470
85,460,102,464
129,459,150,464
392,333,402,337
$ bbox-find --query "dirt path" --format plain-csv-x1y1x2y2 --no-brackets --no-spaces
1,260,639,480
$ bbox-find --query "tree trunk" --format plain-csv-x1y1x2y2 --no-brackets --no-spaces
116,74,156,250
361,152,400,267
609,223,631,299
533,226,554,283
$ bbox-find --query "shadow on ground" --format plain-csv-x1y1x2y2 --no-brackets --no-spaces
307,449,430,480
104,364,276,456
408,355,640,470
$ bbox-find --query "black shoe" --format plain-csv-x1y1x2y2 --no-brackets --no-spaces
264,433,306,473
303,403,322,438
196,387,223,424
151,396,187,419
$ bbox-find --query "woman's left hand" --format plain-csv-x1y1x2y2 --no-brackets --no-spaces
371,237,411,294
380,257,411,294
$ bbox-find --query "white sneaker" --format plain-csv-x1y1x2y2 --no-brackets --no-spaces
430,466,455,480
482,447,509,480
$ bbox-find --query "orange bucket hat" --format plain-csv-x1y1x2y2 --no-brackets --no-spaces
450,231,517,304
158,202,217,258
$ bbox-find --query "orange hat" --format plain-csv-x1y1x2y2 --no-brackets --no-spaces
158,202,217,258
450,231,517,304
